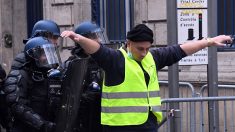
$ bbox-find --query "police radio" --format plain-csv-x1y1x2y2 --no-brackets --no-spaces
47,69,63,117
48,69,63,96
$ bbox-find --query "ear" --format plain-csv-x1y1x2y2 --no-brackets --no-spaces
126,40,131,48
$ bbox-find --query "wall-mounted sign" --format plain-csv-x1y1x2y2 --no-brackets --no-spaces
177,0,207,8
177,0,208,65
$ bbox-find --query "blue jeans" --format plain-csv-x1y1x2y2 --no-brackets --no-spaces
102,112,158,132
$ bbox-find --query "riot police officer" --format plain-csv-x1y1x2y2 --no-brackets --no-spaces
73,21,108,89
0,64,6,131
71,21,109,132
4,37,62,132
0,20,61,131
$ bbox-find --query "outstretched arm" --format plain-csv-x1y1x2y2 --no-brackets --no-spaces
61,31,100,54
180,35,232,55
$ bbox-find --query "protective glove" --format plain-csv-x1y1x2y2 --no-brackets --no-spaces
40,121,56,132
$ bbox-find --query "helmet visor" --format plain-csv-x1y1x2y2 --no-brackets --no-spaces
26,44,61,68
84,29,109,44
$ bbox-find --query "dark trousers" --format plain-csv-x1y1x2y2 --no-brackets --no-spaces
102,112,158,132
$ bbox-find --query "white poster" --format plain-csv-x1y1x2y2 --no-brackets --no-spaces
177,0,208,65
177,9,208,44
177,0,207,8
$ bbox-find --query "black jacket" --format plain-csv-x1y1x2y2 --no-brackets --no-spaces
91,45,187,86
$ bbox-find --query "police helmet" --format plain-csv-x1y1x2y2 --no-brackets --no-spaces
24,37,61,69
74,21,109,44
31,20,60,38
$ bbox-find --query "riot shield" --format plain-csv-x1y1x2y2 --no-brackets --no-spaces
55,56,89,132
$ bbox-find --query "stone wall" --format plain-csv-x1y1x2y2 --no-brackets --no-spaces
43,0,92,62
0,0,27,72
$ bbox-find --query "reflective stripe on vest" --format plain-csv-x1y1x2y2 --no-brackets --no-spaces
101,48,162,126
102,91,160,99
102,106,161,113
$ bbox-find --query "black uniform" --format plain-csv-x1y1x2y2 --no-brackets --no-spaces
70,47,103,132
3,53,59,132
77,58,102,132
0,64,6,81
0,64,6,131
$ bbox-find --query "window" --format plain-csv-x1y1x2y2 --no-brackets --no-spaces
217,0,235,51
92,0,134,44
26,0,43,38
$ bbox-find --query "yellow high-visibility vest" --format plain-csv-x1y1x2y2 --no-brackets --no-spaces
101,48,162,126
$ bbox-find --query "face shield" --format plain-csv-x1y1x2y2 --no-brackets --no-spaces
84,29,109,44
26,44,62,69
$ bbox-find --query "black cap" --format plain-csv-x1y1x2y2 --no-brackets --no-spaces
127,24,153,44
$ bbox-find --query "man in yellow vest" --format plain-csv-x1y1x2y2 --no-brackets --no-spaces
61,23,232,132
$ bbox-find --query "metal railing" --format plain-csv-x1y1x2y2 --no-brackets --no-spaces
160,96,235,132
158,80,197,132
199,84,235,96
159,81,196,98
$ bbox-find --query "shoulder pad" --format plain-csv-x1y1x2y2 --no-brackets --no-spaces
8,70,20,77
5,87,19,104
3,84,17,94
11,52,26,70
4,70,21,86
15,52,26,63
